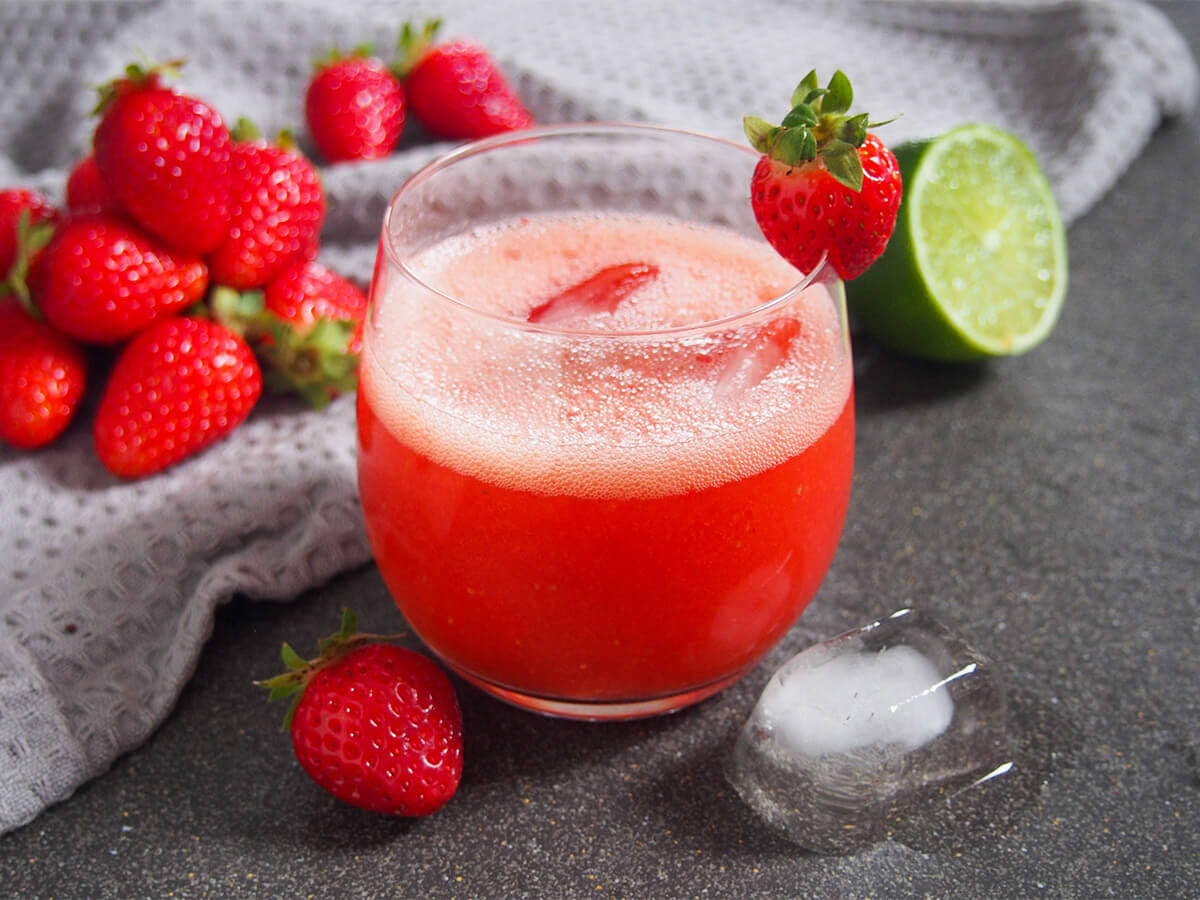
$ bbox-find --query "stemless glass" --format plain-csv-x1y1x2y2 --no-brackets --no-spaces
357,124,854,720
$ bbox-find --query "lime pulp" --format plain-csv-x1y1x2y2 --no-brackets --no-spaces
846,123,1068,362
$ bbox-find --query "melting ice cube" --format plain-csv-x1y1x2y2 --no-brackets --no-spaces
708,317,801,400
727,608,1013,855
760,644,956,759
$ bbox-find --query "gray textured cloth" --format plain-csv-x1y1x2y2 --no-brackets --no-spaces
0,0,1195,835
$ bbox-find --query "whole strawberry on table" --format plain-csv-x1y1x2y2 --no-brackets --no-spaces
258,609,464,817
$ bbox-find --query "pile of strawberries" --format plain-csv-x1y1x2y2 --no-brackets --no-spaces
0,21,534,480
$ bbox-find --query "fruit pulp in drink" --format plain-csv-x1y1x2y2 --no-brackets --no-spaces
358,212,854,702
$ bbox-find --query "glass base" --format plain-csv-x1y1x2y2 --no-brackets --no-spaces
449,666,750,721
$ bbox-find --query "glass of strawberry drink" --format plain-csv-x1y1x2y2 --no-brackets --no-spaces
358,124,854,720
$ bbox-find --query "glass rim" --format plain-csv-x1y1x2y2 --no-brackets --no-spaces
380,121,834,341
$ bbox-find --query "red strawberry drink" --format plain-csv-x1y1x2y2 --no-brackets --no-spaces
358,126,854,719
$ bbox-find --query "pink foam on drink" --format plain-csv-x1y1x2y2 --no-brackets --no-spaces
363,212,852,499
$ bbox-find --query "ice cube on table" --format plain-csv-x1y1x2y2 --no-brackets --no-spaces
726,608,1013,855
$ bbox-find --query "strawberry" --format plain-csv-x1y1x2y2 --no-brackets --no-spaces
93,316,261,478
0,300,86,450
93,62,233,256
0,189,58,281
258,609,463,817
527,262,658,324
65,156,121,215
305,48,406,162
33,215,208,344
206,122,325,290
745,69,901,280
263,261,367,352
212,261,366,408
398,19,534,140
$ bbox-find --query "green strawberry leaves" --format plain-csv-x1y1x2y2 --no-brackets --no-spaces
781,105,819,128
0,210,55,314
211,285,359,410
312,43,376,72
256,608,405,730
822,70,853,115
818,141,863,191
394,18,443,77
745,69,893,192
93,59,185,115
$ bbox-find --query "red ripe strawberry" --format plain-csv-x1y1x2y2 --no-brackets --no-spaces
305,50,406,162
705,316,805,400
264,261,367,352
212,261,366,408
93,316,261,478
93,63,233,256
0,300,86,449
527,262,658,324
206,124,325,289
745,70,901,280
65,156,120,215
258,610,463,817
34,215,208,344
398,19,534,140
0,189,58,280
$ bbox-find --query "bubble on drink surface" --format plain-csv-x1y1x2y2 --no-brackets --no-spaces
726,608,1027,855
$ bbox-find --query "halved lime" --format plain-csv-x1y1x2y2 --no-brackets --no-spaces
846,123,1068,362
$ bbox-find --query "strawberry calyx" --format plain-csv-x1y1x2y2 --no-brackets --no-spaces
311,43,377,72
393,18,443,79
256,608,406,730
230,117,262,143
744,69,892,192
93,59,185,115
230,117,298,151
211,285,359,410
1,210,55,316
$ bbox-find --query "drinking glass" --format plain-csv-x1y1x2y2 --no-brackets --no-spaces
358,124,854,720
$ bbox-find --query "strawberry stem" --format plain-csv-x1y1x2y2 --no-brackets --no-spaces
393,18,442,79
527,262,659,324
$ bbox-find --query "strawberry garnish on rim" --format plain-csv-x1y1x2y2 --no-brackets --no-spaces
745,69,901,281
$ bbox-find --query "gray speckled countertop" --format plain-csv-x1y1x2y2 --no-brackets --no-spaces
3,6,1198,898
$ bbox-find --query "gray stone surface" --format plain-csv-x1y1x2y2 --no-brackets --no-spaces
2,5,1197,897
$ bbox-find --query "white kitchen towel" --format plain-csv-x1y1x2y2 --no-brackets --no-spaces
0,0,1195,834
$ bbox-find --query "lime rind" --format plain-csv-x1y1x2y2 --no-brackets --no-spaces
847,123,1068,362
